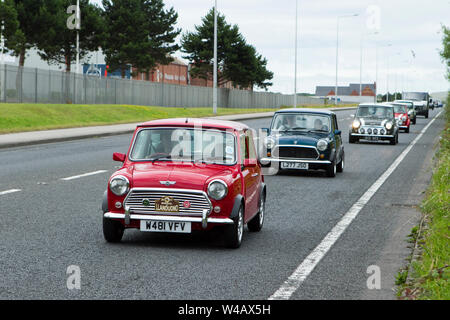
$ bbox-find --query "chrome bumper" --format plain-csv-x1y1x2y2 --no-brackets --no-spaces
104,211,234,229
350,134,394,138
399,126,409,129
260,157,331,164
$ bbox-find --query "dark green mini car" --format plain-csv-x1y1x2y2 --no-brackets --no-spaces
260,109,344,178
349,103,399,145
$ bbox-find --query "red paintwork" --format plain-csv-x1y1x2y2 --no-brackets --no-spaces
394,111,411,131
107,118,264,230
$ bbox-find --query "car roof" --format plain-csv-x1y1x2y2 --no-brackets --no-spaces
275,108,335,115
358,103,393,108
137,118,249,131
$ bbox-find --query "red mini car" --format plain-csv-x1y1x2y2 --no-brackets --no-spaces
102,118,266,248
392,103,411,133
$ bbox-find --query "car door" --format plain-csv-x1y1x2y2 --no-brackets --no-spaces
240,131,260,220
332,115,343,162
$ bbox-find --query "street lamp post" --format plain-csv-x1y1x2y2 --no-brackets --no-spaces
294,0,298,108
335,14,359,105
359,31,378,97
213,0,218,115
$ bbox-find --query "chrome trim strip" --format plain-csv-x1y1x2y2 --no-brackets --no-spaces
261,158,331,164
104,212,234,225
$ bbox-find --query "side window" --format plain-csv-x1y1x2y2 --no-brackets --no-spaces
246,130,257,160
333,115,338,131
240,133,248,161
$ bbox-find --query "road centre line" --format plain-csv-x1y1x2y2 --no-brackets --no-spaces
61,170,108,181
269,110,443,300
0,189,22,196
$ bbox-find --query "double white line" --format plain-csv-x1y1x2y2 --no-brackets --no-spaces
269,110,443,300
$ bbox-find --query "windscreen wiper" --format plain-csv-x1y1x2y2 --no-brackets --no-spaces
150,154,172,163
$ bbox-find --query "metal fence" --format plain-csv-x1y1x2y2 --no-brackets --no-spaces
0,64,325,108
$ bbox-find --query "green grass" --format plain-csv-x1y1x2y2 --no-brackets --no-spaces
0,103,358,134
401,94,450,300
0,103,281,134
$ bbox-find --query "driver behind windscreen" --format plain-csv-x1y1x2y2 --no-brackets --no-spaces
279,115,296,130
154,130,173,155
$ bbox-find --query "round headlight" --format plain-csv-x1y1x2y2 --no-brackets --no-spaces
385,122,393,130
317,139,328,152
109,175,130,196
401,116,407,121
207,180,228,201
264,137,275,150
352,120,361,129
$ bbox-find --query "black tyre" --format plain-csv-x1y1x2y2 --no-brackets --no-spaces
248,193,265,232
405,127,410,133
337,151,344,173
326,159,337,178
349,134,357,144
413,117,416,125
425,111,429,119
224,205,244,248
103,217,124,243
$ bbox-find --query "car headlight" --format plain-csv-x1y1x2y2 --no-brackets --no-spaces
207,180,228,201
264,137,275,150
385,122,393,130
317,139,328,152
109,175,130,196
401,116,406,121
352,119,361,129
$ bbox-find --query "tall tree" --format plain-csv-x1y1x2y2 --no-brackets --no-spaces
181,9,273,90
440,25,450,81
102,0,180,78
0,0,22,60
37,0,105,72
1,1,46,67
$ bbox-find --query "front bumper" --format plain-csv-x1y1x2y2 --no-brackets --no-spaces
350,133,394,140
104,211,234,229
260,157,332,164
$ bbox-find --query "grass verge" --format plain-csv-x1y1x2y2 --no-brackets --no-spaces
0,103,356,134
398,94,450,300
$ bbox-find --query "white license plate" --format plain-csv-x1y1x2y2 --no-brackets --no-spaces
140,220,191,233
281,162,309,170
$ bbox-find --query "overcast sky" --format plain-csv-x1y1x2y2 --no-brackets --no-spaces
92,0,449,94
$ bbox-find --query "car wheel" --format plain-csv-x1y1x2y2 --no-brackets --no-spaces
326,159,337,178
224,205,244,248
425,111,429,119
337,151,344,173
248,193,265,232
413,117,416,125
103,217,124,243
349,134,357,144
405,127,410,133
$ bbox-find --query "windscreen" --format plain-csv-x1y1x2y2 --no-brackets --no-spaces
271,113,331,133
130,128,236,165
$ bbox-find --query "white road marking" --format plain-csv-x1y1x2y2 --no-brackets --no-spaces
0,189,21,196
61,170,108,181
269,110,443,300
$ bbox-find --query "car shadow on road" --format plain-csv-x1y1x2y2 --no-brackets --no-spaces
114,227,234,250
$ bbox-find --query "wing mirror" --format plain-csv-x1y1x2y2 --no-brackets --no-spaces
244,159,257,168
113,152,126,162
335,130,342,135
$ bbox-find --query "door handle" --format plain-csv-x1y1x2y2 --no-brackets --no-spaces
252,173,259,177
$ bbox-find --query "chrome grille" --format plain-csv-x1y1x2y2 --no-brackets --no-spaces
124,188,211,216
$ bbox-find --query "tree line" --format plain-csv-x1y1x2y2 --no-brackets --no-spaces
0,0,273,90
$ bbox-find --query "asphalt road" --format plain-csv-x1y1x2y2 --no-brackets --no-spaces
0,108,445,300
